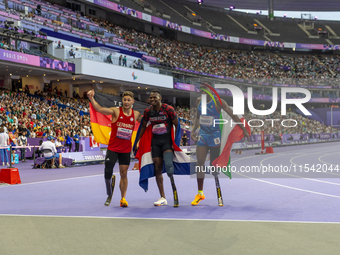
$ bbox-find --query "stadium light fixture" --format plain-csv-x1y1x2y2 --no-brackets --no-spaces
284,14,287,18
197,0,203,5
314,16,318,20
229,6,235,10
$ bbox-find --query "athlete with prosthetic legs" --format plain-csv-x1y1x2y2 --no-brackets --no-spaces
88,90,141,207
191,85,250,206
135,89,179,206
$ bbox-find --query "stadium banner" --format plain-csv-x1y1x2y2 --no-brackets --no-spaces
295,43,326,50
174,82,197,92
151,16,164,26
283,42,296,48
59,151,105,163
144,66,159,74
0,48,40,66
142,55,157,63
164,20,182,31
40,57,75,72
93,0,117,11
0,49,75,72
181,26,191,34
142,13,152,22
75,58,173,88
229,36,239,43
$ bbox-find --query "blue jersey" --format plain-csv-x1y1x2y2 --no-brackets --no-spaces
197,98,221,135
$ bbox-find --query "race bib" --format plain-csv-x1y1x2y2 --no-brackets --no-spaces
116,127,132,140
214,137,221,145
200,116,214,126
152,123,167,135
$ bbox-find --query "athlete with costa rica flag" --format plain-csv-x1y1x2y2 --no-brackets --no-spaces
134,89,191,207
191,83,251,206
88,90,142,207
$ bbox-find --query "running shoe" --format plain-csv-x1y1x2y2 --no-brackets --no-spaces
191,194,205,206
154,197,167,206
59,165,65,168
120,198,128,207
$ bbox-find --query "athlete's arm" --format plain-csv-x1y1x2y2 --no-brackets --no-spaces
87,90,115,116
134,118,147,153
190,98,200,141
134,111,142,123
218,99,250,141
172,117,179,137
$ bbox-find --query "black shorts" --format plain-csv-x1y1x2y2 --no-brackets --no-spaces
151,135,173,158
105,149,130,165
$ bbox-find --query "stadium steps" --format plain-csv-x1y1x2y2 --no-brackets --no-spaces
325,39,334,45
159,0,193,25
325,25,340,39
227,14,248,32
254,19,280,36
263,35,272,41
325,25,338,37
298,24,312,37
183,5,215,33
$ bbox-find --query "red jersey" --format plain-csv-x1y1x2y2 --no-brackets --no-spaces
107,108,135,153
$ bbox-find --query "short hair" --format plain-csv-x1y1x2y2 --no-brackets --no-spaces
122,91,134,99
151,89,161,96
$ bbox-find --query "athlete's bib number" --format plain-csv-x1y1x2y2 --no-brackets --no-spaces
200,116,214,126
117,127,132,140
152,123,167,135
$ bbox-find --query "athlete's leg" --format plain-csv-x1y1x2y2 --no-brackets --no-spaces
196,145,209,190
119,165,129,199
117,152,131,200
163,151,174,177
209,146,221,176
153,157,165,198
191,145,209,205
104,150,119,196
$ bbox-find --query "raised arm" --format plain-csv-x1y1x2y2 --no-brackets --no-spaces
218,99,250,141
87,90,115,116
190,98,200,142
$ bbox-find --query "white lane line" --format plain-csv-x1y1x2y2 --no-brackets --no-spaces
259,154,340,186
290,152,340,177
233,172,340,199
229,149,340,196
0,214,339,224
318,152,340,167
0,170,140,188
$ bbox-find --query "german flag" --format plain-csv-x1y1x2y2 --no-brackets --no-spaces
90,92,149,145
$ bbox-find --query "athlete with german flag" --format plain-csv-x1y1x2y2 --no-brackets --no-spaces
87,90,142,207
191,84,250,206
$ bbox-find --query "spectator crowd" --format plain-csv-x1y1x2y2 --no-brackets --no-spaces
0,90,92,153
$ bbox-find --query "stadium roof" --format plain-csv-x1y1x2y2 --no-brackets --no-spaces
186,0,340,12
